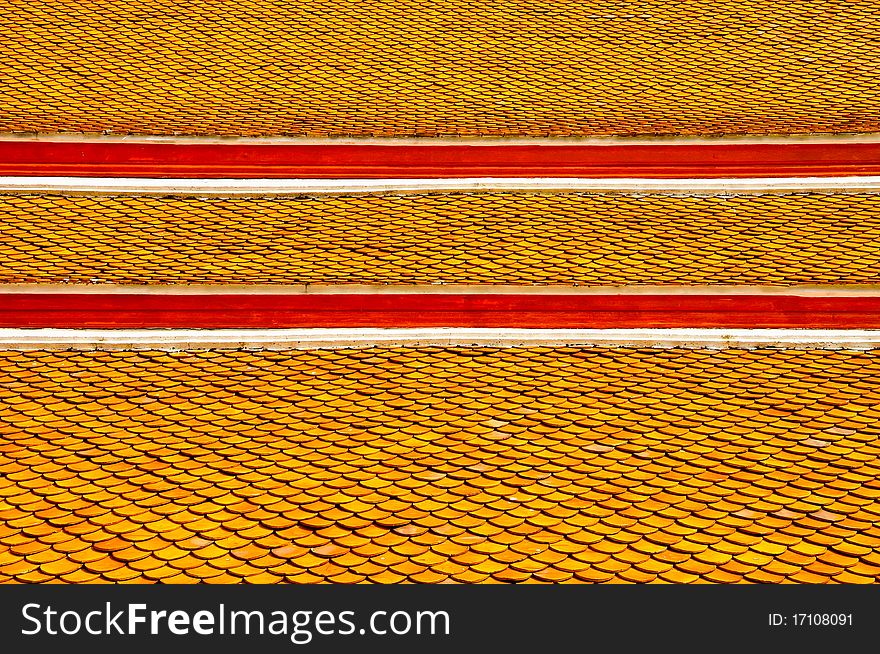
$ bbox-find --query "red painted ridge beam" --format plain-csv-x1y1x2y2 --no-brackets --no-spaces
4,294,880,329
1,141,880,178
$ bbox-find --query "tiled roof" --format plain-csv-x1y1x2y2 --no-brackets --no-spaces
1,0,877,137
2,346,879,584
3,191,880,286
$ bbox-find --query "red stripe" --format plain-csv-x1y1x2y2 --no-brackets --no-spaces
1,141,879,178
3,294,880,329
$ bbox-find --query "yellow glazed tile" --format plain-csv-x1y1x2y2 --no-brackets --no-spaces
1,346,879,584
0,1,876,136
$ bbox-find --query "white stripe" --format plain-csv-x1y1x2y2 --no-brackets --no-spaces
1,328,879,350
3,283,880,296
5,133,880,145
3,176,880,195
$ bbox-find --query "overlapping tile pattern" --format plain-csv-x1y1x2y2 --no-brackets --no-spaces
1,0,878,136
3,191,880,287
1,346,879,584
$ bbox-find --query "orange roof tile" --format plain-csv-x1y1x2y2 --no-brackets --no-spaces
0,0,877,137
2,191,880,286
1,346,879,584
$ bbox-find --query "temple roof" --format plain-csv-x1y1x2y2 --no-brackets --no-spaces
1,346,879,583
2,190,880,287
1,0,877,137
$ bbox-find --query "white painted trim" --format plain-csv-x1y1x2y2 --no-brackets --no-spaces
4,284,880,296
1,328,879,350
3,176,880,196
4,132,880,145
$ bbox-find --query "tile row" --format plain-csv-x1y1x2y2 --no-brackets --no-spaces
1,347,879,583
2,191,880,286
1,0,877,136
